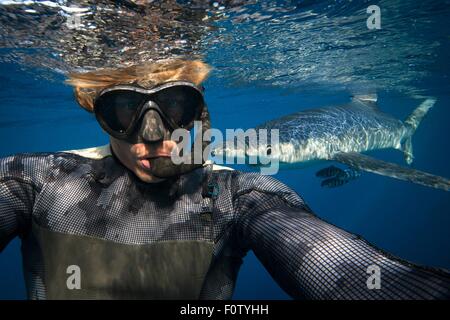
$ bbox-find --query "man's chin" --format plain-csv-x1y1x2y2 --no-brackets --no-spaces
134,167,165,183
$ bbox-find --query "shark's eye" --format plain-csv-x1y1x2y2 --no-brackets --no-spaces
266,144,272,156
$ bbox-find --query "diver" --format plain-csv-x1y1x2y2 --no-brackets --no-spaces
0,59,449,300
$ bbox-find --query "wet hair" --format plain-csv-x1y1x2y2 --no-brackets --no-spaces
65,59,211,113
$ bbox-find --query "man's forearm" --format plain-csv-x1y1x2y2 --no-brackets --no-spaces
234,190,450,299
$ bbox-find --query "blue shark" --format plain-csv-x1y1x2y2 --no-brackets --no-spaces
212,95,450,191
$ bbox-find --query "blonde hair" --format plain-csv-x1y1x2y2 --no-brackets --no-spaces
65,59,211,112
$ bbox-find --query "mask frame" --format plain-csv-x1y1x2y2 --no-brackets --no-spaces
94,81,205,142
94,81,211,179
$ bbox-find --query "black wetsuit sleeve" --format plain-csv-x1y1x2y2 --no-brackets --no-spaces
232,179,450,300
0,154,50,251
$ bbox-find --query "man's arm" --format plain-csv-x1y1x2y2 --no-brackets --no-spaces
0,153,52,251
232,175,450,299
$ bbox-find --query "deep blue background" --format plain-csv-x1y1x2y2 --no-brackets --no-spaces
0,60,449,299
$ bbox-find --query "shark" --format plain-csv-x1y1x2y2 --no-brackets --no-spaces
212,95,450,191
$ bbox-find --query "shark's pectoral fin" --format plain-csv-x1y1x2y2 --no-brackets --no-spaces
321,177,348,188
316,165,361,188
316,165,343,178
332,152,450,192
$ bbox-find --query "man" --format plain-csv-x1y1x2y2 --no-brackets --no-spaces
0,59,449,299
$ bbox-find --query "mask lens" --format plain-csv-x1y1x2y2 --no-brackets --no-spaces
152,86,203,128
96,90,146,132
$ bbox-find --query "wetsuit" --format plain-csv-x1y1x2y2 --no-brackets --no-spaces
1,145,449,299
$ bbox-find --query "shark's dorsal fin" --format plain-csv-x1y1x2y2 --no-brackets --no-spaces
351,94,380,112
332,152,450,192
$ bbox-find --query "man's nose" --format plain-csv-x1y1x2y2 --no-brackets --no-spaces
138,107,169,144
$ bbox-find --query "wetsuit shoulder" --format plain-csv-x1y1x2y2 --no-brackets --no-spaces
0,150,111,186
0,152,58,190
0,152,58,248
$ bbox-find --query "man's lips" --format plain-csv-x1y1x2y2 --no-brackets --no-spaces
138,154,171,170
139,158,151,169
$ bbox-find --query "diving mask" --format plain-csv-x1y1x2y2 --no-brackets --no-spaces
93,81,210,179
94,81,205,142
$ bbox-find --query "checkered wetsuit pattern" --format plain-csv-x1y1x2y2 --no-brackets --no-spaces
0,151,449,299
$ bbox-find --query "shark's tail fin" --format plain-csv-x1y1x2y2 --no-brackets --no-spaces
401,98,436,165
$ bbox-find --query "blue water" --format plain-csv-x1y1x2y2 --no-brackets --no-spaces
1,0,450,299
1,62,449,299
